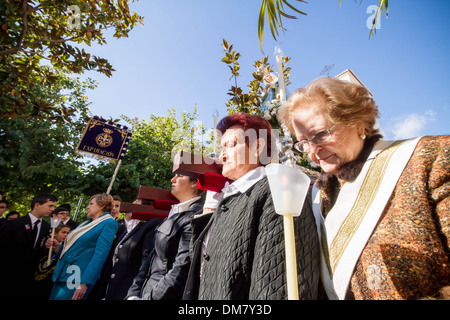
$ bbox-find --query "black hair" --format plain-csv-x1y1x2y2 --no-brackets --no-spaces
30,193,58,210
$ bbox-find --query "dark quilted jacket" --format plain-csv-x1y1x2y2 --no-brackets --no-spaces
184,177,320,300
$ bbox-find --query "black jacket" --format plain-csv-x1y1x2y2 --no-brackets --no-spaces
0,215,50,299
88,218,161,300
64,218,79,230
183,177,320,300
126,199,203,300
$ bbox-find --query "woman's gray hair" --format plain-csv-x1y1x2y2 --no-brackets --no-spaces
278,77,380,138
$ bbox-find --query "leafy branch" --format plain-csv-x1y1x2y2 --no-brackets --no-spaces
258,0,307,51
221,39,291,129
0,0,143,123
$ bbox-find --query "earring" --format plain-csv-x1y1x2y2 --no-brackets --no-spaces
360,134,366,140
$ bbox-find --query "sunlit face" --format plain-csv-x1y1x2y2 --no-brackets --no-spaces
219,125,260,181
171,174,196,202
111,200,121,219
291,100,364,175
55,227,71,243
35,201,57,218
86,198,104,219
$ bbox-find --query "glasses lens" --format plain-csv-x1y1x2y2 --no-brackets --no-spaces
312,125,336,145
294,141,308,153
313,131,328,145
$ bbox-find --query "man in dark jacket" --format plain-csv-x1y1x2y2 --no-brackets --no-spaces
88,217,161,300
0,193,57,300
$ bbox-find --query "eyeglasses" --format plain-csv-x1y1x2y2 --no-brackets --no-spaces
293,124,337,153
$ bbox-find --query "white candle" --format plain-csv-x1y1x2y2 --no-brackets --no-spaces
48,217,61,265
281,190,293,214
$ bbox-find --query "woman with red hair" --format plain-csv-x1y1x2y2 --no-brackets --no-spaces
183,112,320,300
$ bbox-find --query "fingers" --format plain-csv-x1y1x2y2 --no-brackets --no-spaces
71,285,87,300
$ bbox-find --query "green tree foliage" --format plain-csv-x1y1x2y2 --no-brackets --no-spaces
0,0,143,122
0,72,96,213
221,39,291,128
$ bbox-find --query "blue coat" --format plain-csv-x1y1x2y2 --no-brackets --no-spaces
50,213,118,299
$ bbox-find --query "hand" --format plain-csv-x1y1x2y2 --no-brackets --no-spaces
72,284,88,300
45,238,60,252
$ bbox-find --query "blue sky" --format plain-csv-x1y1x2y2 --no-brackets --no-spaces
81,0,449,140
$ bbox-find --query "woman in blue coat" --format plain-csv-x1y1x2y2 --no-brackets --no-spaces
46,193,118,300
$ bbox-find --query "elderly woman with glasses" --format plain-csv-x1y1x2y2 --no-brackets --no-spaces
183,112,320,300
279,77,450,300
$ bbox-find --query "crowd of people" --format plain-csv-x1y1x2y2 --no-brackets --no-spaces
0,77,448,300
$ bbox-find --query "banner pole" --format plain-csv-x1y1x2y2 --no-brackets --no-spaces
107,159,122,194
72,197,84,222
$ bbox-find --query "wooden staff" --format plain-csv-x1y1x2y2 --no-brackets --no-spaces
283,212,299,299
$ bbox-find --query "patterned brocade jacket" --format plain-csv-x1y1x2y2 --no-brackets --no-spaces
321,136,450,299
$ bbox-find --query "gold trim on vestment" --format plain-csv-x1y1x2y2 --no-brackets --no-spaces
328,140,404,275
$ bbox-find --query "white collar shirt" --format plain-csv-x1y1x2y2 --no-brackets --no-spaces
168,196,201,218
28,213,41,248
222,166,267,199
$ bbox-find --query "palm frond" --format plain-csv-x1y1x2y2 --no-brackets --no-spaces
369,0,388,38
258,0,307,52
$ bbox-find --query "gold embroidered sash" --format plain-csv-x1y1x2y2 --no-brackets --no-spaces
312,137,421,299
59,213,113,258
328,140,402,274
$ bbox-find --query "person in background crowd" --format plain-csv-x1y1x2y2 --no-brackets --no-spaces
35,223,72,298
89,210,161,300
5,210,20,220
0,199,9,218
183,112,320,300
52,204,79,230
117,211,132,228
46,193,118,300
56,224,71,242
126,173,204,300
0,199,9,227
111,195,122,220
0,193,57,300
279,76,450,300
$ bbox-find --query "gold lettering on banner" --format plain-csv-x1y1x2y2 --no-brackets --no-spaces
329,140,403,275
82,145,115,158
